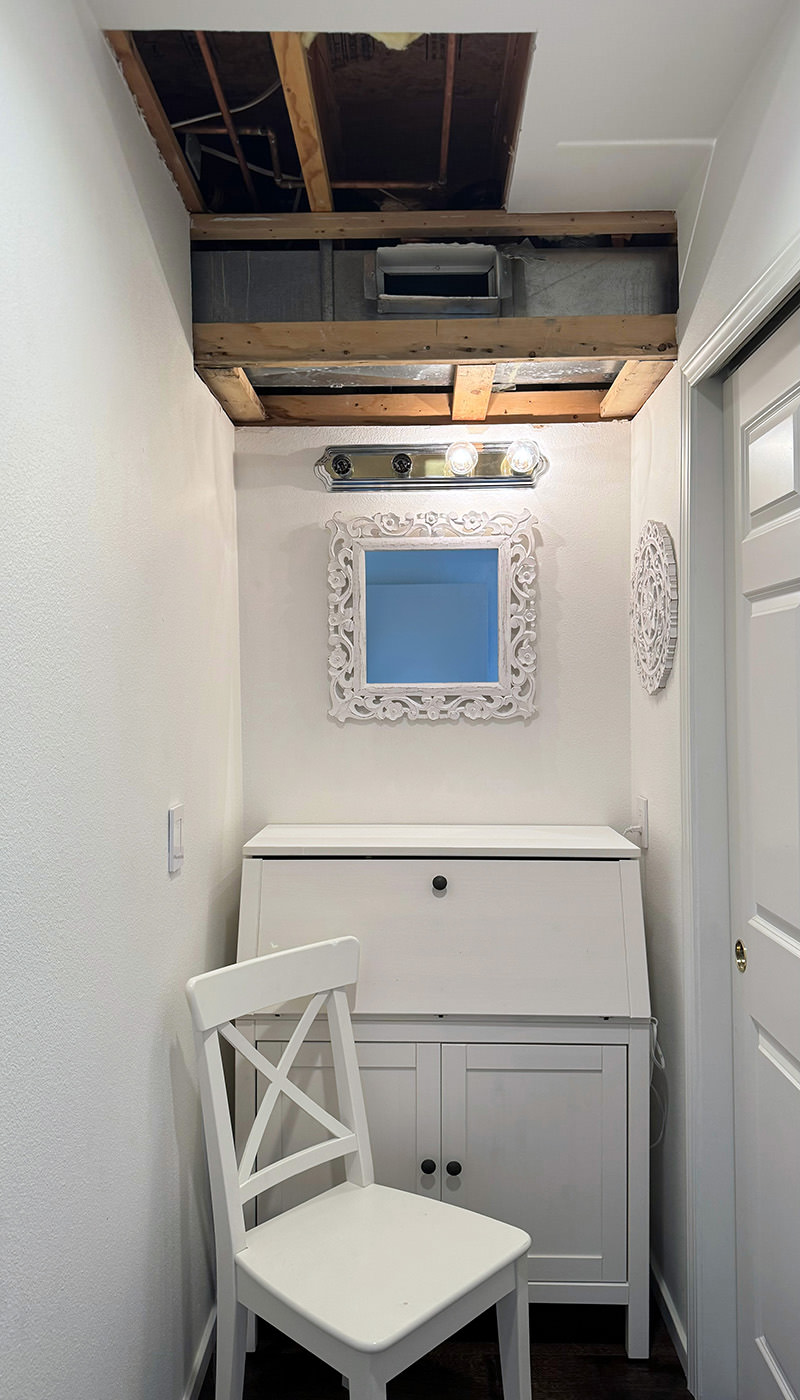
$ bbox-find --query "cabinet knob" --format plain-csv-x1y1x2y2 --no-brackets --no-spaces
446,1160,462,1177
432,875,448,892
420,1159,437,1175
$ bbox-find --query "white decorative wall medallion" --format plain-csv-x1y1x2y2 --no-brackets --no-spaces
630,520,678,694
327,510,538,722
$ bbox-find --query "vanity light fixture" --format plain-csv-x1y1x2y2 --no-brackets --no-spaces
445,441,480,476
315,442,548,490
505,439,544,476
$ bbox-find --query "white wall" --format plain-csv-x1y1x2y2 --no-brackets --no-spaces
235,423,631,836
629,368,687,1358
679,0,800,366
0,4,242,1399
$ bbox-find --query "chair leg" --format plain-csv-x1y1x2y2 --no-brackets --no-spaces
496,1257,532,1400
215,1291,247,1400
346,1360,386,1400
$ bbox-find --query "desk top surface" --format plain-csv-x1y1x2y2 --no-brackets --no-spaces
243,823,640,859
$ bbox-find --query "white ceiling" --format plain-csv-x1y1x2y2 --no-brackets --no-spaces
88,0,786,212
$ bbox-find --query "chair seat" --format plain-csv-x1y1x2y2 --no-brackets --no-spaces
236,1181,531,1353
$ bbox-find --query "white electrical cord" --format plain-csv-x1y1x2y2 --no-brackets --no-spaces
622,824,643,841
650,1016,668,1148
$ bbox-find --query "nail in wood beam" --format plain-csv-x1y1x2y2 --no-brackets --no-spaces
270,33,333,212
105,31,204,213
599,359,673,419
452,365,495,421
197,368,267,425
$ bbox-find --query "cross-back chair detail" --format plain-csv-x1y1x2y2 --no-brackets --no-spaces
188,938,372,1257
186,936,532,1400
219,988,369,1203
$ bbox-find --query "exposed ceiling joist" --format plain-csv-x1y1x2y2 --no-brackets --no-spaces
193,315,677,369
105,31,204,213
270,32,333,212
197,367,267,423
190,209,677,242
254,389,606,427
452,365,495,421
600,359,673,418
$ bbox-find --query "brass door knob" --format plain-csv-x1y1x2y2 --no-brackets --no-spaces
735,939,747,972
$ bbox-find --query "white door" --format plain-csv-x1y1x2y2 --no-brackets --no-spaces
725,307,800,1400
440,1043,628,1283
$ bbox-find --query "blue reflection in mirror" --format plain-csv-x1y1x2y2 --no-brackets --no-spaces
364,548,499,685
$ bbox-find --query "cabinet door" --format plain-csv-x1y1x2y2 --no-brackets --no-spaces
441,1043,628,1282
254,1039,440,1221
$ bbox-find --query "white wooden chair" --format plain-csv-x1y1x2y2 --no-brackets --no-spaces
186,936,532,1400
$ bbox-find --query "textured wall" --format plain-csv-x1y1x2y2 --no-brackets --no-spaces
0,4,242,1398
629,368,686,1354
679,0,800,362
235,422,631,836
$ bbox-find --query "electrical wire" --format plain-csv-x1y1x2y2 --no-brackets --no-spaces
171,78,282,130
650,1016,668,1148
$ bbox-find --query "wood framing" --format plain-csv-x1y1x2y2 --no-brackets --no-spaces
255,389,605,426
599,359,673,418
197,368,267,424
105,31,204,213
194,316,677,368
270,32,332,212
452,366,496,421
190,209,677,242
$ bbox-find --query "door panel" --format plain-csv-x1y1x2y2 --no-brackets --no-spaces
254,1040,439,1220
440,1043,627,1283
726,308,800,1400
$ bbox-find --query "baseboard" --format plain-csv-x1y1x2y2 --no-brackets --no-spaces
650,1255,688,1376
182,1306,216,1400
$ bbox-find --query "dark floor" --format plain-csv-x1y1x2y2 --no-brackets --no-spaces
199,1304,691,1399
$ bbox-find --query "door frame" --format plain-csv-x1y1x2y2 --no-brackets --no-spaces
680,235,800,1398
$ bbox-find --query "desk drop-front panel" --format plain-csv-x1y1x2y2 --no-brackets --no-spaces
253,858,632,1018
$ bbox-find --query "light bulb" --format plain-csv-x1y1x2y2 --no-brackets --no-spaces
505,439,542,475
446,441,479,477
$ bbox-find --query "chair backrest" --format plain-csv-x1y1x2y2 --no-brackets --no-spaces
186,937,373,1257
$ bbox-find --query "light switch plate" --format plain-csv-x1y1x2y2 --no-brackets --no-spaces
168,804,184,873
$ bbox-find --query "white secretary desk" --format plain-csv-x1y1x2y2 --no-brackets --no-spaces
234,824,651,1358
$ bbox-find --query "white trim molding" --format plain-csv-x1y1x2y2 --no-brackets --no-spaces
182,1306,216,1400
681,226,800,385
326,509,537,723
651,1254,689,1375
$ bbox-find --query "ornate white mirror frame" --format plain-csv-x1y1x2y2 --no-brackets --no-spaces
327,509,537,722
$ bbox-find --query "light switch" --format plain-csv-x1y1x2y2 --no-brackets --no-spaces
168,804,184,873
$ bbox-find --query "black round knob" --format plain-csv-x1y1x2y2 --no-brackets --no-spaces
392,452,413,478
432,875,448,892
446,1161,462,1177
420,1159,437,1175
330,453,353,479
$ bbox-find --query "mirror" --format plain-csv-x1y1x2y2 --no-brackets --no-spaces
327,510,537,722
364,547,499,685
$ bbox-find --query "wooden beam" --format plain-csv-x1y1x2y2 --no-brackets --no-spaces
452,365,495,421
105,31,204,213
190,209,677,242
270,32,332,212
193,316,677,369
599,359,673,419
197,368,267,424
255,389,604,426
